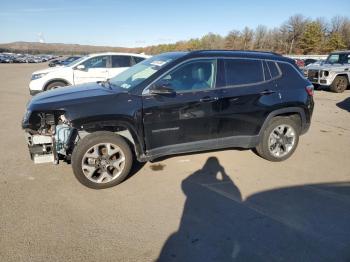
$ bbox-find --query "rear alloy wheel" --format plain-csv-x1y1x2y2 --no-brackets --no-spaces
330,76,348,93
255,117,300,161
267,125,296,158
45,81,67,91
72,132,132,189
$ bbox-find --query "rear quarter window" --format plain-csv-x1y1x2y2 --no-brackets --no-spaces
277,62,303,79
276,62,306,88
224,59,264,86
266,61,281,79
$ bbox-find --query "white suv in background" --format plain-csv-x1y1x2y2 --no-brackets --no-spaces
29,52,150,95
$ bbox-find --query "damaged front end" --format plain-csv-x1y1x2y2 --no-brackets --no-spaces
23,111,77,164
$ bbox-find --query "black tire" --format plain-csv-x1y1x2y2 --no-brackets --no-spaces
255,116,300,162
71,131,133,189
45,81,67,91
330,76,348,93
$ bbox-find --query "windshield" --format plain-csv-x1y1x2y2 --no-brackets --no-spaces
325,53,350,64
109,53,185,90
66,56,87,67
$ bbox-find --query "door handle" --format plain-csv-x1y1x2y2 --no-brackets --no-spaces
200,96,219,103
260,89,276,95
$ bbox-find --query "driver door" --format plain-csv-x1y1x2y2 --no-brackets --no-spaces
142,59,221,152
73,55,109,85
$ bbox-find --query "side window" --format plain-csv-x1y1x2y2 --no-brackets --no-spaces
133,56,145,64
82,56,107,69
111,56,132,68
266,61,281,78
224,59,263,86
157,60,216,92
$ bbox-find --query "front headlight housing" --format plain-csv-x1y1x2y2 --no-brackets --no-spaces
31,73,48,80
22,109,32,125
321,70,329,77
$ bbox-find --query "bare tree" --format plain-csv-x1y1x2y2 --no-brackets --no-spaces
331,16,345,33
225,30,241,49
283,14,308,54
254,25,268,49
241,27,253,50
201,33,225,49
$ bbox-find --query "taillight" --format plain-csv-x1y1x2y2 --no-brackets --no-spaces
305,84,314,96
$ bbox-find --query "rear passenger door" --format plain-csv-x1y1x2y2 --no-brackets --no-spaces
108,55,133,78
216,58,281,139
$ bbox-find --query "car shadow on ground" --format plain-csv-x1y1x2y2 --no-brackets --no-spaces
157,157,350,262
337,97,350,112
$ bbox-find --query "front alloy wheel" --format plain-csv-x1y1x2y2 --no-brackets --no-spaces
72,132,133,189
82,143,126,184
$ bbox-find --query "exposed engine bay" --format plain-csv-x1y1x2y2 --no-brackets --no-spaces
24,112,78,164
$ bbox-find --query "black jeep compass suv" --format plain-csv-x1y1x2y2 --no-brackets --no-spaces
22,50,314,189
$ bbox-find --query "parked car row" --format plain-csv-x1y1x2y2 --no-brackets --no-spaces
48,56,82,67
294,58,323,69
0,53,58,63
23,50,315,189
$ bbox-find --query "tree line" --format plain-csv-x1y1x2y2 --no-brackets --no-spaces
1,15,349,56
140,15,350,55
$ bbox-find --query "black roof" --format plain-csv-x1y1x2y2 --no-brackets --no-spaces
184,50,293,62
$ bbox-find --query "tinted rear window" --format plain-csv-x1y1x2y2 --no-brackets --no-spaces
267,61,281,78
277,62,302,79
224,59,263,86
112,56,132,68
276,62,306,88
133,56,145,64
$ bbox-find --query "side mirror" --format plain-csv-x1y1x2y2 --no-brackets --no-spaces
150,82,176,95
75,64,86,70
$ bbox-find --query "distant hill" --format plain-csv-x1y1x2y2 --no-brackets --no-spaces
0,41,144,55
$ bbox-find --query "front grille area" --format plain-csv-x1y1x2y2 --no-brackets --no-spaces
307,70,319,81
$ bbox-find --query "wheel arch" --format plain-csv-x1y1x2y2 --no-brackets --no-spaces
74,119,145,162
334,73,349,82
44,78,71,90
258,107,307,137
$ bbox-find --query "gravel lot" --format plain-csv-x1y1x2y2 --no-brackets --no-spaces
0,63,350,262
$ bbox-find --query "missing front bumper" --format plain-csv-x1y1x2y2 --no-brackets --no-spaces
25,133,57,164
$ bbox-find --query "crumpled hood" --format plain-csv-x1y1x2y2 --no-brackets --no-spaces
27,82,125,112
306,63,350,71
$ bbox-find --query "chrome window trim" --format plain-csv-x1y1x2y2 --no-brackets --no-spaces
142,56,301,95
142,57,217,95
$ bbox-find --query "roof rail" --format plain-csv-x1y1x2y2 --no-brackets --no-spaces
190,49,282,56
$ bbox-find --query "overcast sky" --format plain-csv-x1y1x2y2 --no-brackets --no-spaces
1,0,350,47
